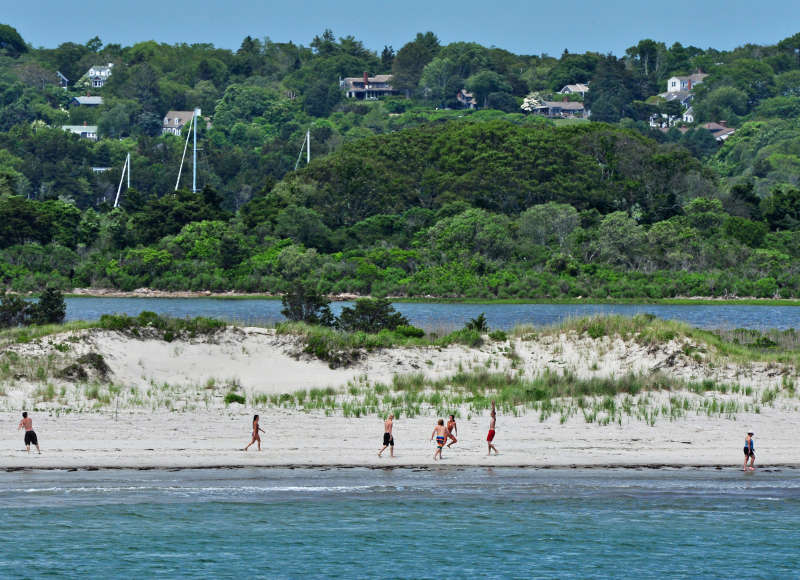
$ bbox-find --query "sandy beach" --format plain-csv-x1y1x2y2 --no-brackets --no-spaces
2,326,798,469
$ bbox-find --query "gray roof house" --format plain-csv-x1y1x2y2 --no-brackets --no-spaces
532,100,586,118
341,73,398,99
162,110,195,136
559,83,589,96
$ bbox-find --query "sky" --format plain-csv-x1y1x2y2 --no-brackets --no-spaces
6,0,799,56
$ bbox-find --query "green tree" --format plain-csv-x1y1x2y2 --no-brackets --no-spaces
465,70,511,108
391,32,440,95
280,280,334,326
337,298,409,332
0,23,28,57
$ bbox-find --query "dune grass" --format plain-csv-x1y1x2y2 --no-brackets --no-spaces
516,314,800,367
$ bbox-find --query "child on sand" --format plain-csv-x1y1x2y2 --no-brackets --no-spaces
378,414,394,458
743,432,755,471
446,414,458,448
243,414,265,451
487,401,498,456
431,419,449,460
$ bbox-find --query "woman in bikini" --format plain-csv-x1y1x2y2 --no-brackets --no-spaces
743,432,755,471
446,414,458,447
244,414,265,451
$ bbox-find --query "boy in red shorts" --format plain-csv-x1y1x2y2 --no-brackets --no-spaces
487,401,498,455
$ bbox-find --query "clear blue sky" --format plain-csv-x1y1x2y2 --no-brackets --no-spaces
7,0,798,56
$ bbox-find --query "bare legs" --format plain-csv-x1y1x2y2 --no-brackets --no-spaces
244,436,261,451
378,444,394,458
488,442,498,456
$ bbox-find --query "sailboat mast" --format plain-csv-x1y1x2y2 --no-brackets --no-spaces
192,108,200,193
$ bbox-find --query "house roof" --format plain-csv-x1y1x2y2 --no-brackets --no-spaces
659,90,692,103
541,101,585,110
62,125,98,133
72,96,104,105
163,110,195,126
342,74,393,84
701,122,736,140
560,84,589,93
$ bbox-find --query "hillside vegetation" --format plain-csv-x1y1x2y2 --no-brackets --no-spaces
1,25,799,298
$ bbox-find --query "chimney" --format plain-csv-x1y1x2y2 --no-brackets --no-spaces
718,120,728,127
83,121,87,126
363,71,369,87
562,95,568,102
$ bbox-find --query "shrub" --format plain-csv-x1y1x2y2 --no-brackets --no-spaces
224,392,246,405
465,313,489,332
488,330,507,341
394,325,425,338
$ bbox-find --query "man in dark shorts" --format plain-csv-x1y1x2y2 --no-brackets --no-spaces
378,414,394,458
18,412,41,454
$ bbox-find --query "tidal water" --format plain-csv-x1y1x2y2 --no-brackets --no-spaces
65,297,800,330
1,467,798,578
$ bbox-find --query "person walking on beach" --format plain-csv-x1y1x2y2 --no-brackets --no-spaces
243,414,265,451
487,401,498,456
431,419,449,460
446,414,458,448
18,412,40,454
378,414,394,458
743,432,755,471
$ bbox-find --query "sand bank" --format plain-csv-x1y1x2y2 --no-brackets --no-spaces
1,326,797,469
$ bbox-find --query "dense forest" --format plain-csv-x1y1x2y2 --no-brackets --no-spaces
1,23,799,298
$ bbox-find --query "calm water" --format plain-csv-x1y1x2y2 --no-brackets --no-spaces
1,467,798,578
65,297,800,330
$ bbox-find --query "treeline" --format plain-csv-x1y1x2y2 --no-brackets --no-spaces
1,121,798,298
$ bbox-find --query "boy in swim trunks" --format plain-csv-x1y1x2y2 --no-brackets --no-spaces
487,401,498,456
18,411,40,454
378,414,394,458
431,419,449,460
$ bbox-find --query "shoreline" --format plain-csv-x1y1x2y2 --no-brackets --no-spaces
61,289,800,306
3,463,798,472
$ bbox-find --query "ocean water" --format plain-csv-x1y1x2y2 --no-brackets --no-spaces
65,297,800,330
1,467,798,579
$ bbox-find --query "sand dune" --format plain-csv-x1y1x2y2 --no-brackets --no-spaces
1,327,797,469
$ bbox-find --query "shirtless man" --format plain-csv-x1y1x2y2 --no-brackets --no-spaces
487,401,498,455
446,414,458,448
431,419,449,460
18,412,40,454
378,414,394,458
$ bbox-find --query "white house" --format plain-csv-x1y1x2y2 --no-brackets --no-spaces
85,63,114,88
162,110,195,136
682,106,695,124
559,83,589,97
666,71,708,93
62,124,98,140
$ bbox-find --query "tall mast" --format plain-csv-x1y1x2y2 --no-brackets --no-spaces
192,108,200,193
306,128,310,164
114,152,130,208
